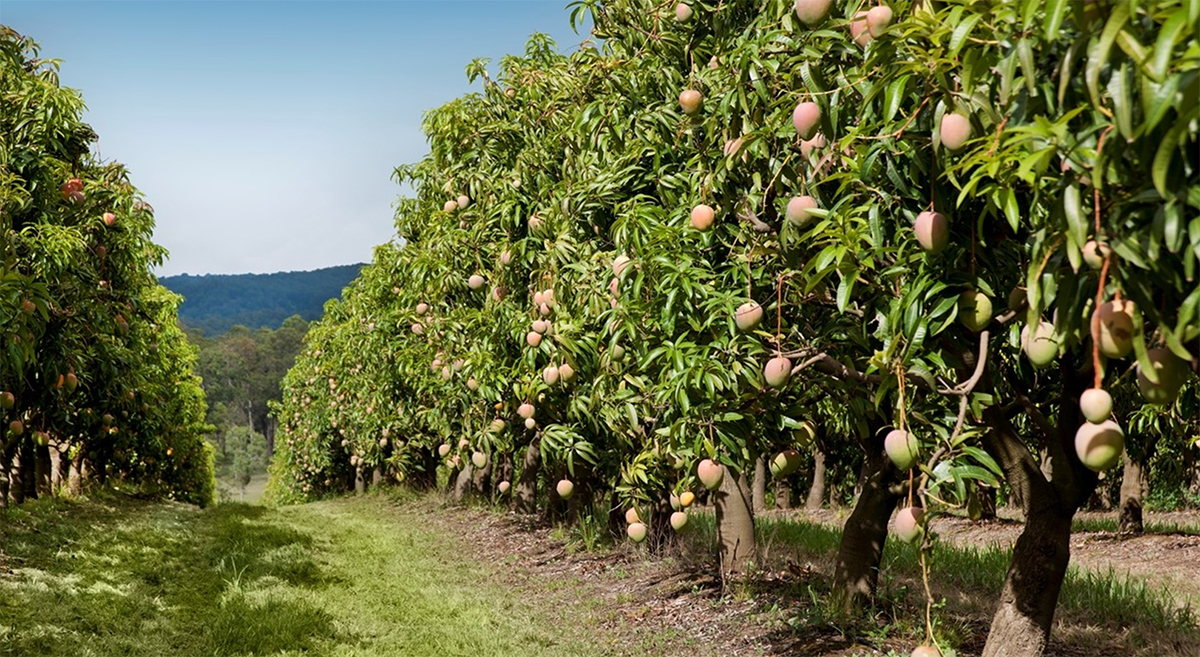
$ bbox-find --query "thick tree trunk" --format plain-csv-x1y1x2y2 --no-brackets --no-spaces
69,450,86,496
976,482,998,520
472,457,491,496
1118,452,1145,535
0,448,11,507
714,466,755,578
981,509,1073,657
806,446,826,510
774,479,791,509
354,465,366,494
516,441,539,515
49,440,67,493
452,462,474,503
19,439,36,501
34,443,52,497
979,367,1096,657
833,451,902,612
371,466,383,488
752,454,767,513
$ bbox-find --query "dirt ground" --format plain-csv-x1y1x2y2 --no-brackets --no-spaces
415,500,1200,657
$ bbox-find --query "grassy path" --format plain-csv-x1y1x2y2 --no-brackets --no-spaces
0,491,595,657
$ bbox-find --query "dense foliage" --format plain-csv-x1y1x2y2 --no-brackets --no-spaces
1,28,214,506
162,264,362,336
269,1,1197,654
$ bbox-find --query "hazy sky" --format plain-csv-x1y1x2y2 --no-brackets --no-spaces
2,1,589,276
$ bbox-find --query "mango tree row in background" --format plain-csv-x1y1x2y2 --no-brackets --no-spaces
0,28,215,507
268,2,1198,656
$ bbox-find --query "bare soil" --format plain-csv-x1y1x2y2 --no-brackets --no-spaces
408,498,1200,657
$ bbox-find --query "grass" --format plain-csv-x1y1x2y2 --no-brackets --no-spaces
1070,515,1200,536
676,509,1197,655
0,489,601,657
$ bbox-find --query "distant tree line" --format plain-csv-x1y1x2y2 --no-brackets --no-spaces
162,264,363,336
184,316,308,498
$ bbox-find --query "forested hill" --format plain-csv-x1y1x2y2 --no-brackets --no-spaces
160,264,364,336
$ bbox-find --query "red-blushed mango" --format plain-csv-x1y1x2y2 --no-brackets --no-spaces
525,417,537,430
489,418,506,433
542,365,560,385
1075,419,1125,471
770,449,803,478
690,203,715,230
500,249,513,266
518,402,535,419
786,195,818,228
443,199,458,213
800,133,826,157
1082,240,1111,269
867,5,894,36
1137,348,1188,405
1080,388,1112,423
467,376,479,391
9,420,24,436
613,254,632,277
471,451,488,469
914,211,949,253
0,391,14,409
698,458,724,490
498,480,511,494
416,302,429,315
625,507,641,524
958,290,993,332
532,319,548,334
670,511,689,531
735,301,763,331
458,438,470,449
468,274,485,290
764,356,793,388
627,522,648,542
457,194,470,209
1022,321,1060,367
894,506,924,543
528,214,544,231
680,491,695,507
438,443,451,457
939,113,972,152
885,429,918,470
526,331,542,347
556,479,575,499
911,645,941,657
441,366,452,380
792,101,821,139
849,11,870,46
1095,299,1135,358
491,286,507,302
793,0,832,25
558,363,576,383
679,89,703,115
102,211,117,226
674,3,693,22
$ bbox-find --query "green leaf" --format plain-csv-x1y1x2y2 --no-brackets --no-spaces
1043,0,1068,41
1086,3,1130,109
950,13,983,58
884,75,909,123
1153,118,1188,197
1063,183,1087,246
1108,63,1133,140
1150,9,1188,82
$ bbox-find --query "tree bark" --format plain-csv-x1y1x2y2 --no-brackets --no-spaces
752,453,767,513
774,479,791,509
472,456,491,496
18,439,35,501
1118,452,1145,535
452,462,474,503
34,443,51,497
979,368,1097,657
354,465,366,494
516,440,539,515
714,466,755,578
833,449,902,612
806,446,826,510
69,449,85,496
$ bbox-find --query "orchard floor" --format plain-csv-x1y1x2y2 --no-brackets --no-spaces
2,490,1198,657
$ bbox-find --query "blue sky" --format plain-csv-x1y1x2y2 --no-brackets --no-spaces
2,1,589,275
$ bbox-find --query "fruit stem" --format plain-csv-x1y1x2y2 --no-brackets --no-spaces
1092,252,1112,390
920,541,935,645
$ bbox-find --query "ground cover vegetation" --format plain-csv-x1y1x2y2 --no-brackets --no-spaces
1,27,215,507
268,1,1198,656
